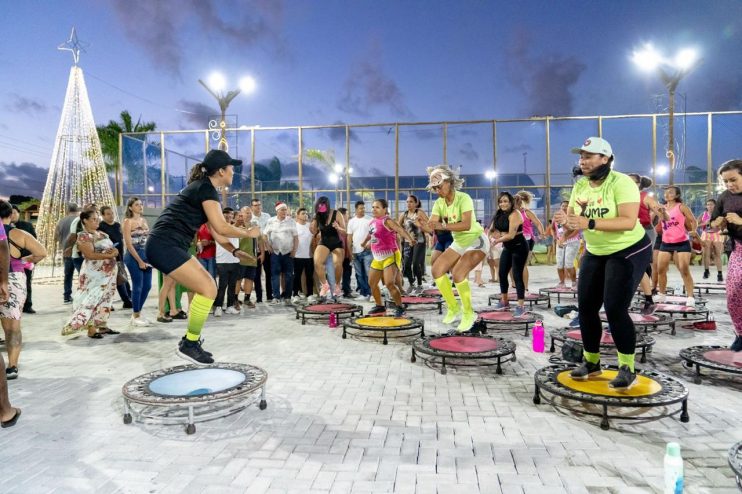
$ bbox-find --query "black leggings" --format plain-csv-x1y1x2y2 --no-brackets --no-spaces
403,242,426,285
499,240,529,299
578,235,652,355
293,257,314,296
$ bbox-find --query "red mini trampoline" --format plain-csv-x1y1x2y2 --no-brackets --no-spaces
539,286,578,308
488,292,548,309
680,345,742,384
652,303,710,322
411,334,516,375
549,328,656,363
295,303,363,325
421,288,458,298
476,309,539,336
599,311,676,335
342,316,424,345
386,296,443,314
693,282,726,296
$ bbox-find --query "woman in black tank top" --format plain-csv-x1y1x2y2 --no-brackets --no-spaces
310,196,346,298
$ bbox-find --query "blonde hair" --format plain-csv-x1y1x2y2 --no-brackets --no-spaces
516,190,533,206
426,164,465,191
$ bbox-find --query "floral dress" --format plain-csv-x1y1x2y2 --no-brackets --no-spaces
62,231,118,336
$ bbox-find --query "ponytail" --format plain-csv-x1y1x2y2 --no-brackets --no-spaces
188,163,208,184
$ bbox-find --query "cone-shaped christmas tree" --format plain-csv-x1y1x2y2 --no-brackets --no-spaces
36,32,116,261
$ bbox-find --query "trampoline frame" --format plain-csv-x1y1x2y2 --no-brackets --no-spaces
548,328,656,363
411,335,516,376
295,303,363,325
539,287,578,308
652,304,710,322
487,293,548,309
633,294,706,308
386,296,443,314
729,441,742,490
476,309,540,336
342,316,425,345
533,363,689,431
679,345,742,384
600,311,676,336
121,362,267,435
693,282,726,296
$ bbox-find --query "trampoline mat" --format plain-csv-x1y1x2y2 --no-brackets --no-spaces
556,370,662,397
479,311,518,321
703,350,742,367
507,292,544,300
401,296,440,304
421,289,458,297
601,312,661,323
544,286,577,293
566,329,614,345
355,317,414,327
654,303,701,313
429,336,499,353
662,295,701,304
148,369,246,397
304,303,356,312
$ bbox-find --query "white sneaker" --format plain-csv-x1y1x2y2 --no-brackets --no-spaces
224,306,240,315
291,296,300,304
131,316,150,327
657,293,666,304
307,295,318,304
685,297,695,308
214,307,223,317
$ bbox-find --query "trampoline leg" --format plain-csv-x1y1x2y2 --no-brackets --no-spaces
259,385,267,410
693,365,702,385
420,323,425,337
549,338,555,353
680,399,689,423
600,405,610,430
123,400,132,425
383,331,388,345
342,327,347,339
532,383,541,405
496,357,502,375
488,298,492,306
441,357,447,375
523,325,529,337
186,406,196,435
438,304,442,315
640,348,647,364
670,323,676,336
411,349,416,363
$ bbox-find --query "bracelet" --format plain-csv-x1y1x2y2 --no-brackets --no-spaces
232,248,240,256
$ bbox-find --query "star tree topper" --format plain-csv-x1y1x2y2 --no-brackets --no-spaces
58,27,88,65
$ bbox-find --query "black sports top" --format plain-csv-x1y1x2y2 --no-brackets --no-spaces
492,211,525,249
149,178,220,249
318,210,343,250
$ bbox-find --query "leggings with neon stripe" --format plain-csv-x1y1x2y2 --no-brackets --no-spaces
577,235,652,355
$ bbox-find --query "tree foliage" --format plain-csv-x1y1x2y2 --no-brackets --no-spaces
96,111,157,172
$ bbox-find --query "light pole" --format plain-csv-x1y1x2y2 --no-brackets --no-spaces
329,163,350,208
485,170,497,218
632,44,700,185
198,72,256,205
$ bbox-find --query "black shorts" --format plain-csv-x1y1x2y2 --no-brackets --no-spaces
145,236,192,275
654,234,663,251
527,238,535,251
660,240,691,253
241,265,257,279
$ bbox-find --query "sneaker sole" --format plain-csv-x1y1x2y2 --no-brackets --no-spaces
570,371,602,381
175,348,214,366
608,380,636,390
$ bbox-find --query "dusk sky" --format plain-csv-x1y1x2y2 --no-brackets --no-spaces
1,0,741,199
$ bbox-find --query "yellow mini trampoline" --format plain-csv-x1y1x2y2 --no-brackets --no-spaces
342,316,424,345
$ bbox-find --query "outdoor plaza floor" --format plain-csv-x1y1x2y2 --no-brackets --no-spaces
1,265,740,494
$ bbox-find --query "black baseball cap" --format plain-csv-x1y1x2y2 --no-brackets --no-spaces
202,149,242,172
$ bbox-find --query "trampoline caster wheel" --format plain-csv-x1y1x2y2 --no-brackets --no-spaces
185,424,196,435
123,413,132,425
680,412,689,423
533,394,541,405
600,418,610,431
693,376,702,385
440,367,447,375
682,360,692,369
410,352,416,363
511,354,517,362
259,400,267,410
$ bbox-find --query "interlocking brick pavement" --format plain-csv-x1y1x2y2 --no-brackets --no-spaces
0,266,739,493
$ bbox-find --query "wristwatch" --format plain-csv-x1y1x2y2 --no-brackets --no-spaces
588,219,596,231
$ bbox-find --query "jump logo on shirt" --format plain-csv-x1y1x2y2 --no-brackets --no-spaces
662,219,680,231
576,198,609,218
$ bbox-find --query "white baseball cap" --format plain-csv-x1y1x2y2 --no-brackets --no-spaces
571,137,613,157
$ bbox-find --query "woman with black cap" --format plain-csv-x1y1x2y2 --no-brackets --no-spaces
145,150,260,364
553,137,651,390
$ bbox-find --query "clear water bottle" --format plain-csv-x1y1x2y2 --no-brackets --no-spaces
664,442,684,494
532,320,545,353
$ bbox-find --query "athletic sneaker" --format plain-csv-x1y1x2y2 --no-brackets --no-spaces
568,316,580,328
177,338,214,365
307,295,319,304
656,293,666,304
224,306,240,315
493,301,510,310
333,284,342,297
730,335,742,352
608,365,637,390
5,366,18,380
457,311,477,332
179,336,212,357
368,305,386,316
393,305,406,317
130,316,151,327
570,361,602,380
442,307,462,325
513,305,526,318
319,281,331,297
703,269,710,279
269,299,281,306
291,296,301,304
718,272,724,282
641,301,656,315
557,282,566,289
685,297,695,308
214,307,223,317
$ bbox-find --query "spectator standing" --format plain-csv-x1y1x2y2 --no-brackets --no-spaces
122,198,154,326
98,205,133,310
264,202,298,304
237,207,259,308
10,205,37,314
56,202,79,304
251,198,272,302
347,201,372,300
293,207,315,302
196,223,217,279
214,209,241,316
337,207,355,298
0,221,21,427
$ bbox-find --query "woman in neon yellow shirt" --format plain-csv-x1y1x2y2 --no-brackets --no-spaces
554,137,651,391
426,164,488,332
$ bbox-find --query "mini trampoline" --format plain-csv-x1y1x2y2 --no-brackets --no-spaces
295,303,363,325
421,288,457,298
476,309,539,336
636,286,675,296
488,292,549,309
634,294,707,307
679,345,742,384
599,311,676,336
539,286,578,307
533,363,689,430
652,303,710,321
693,282,726,296
411,334,516,375
729,441,742,489
386,296,443,314
121,362,267,435
342,316,424,345
549,328,656,363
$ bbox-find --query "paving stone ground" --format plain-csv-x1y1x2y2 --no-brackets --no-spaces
1,265,740,493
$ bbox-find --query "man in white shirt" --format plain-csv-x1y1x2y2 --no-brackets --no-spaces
292,207,314,303
346,201,372,299
251,198,273,302
264,202,298,304
214,208,241,316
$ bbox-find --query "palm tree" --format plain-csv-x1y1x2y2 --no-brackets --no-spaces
96,111,157,173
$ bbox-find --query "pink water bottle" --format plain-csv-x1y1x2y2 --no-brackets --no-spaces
532,320,545,353
329,312,338,328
